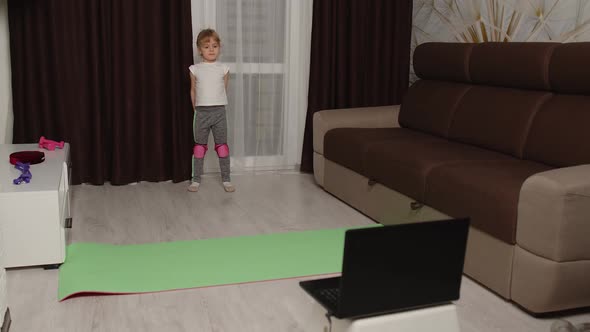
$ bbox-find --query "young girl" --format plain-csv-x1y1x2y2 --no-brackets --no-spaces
188,29,235,192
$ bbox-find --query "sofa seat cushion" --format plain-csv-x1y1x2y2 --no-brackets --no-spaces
363,134,513,201
425,160,552,244
324,128,431,176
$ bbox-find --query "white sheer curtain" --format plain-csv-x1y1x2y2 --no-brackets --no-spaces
190,0,313,173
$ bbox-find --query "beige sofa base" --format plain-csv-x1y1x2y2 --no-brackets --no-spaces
323,158,448,224
512,245,590,314
322,157,515,299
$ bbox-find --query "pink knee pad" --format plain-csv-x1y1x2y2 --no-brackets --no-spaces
215,144,229,158
193,144,208,158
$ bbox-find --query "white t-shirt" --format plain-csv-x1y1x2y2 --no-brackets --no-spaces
189,62,230,106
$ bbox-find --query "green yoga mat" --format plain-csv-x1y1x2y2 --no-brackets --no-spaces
58,226,377,301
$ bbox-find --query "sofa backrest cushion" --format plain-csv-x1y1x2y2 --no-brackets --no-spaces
524,95,590,167
399,80,471,137
402,42,590,165
413,43,473,83
448,86,551,158
469,42,556,91
549,43,590,95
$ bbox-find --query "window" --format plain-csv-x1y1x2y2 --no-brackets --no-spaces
191,0,312,170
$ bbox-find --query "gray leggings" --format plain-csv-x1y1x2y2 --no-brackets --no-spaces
192,106,231,182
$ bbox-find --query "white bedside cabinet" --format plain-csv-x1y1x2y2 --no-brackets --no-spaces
0,143,71,268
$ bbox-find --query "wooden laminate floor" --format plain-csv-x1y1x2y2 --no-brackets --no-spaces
6,172,590,331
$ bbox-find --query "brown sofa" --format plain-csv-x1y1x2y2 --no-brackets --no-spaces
312,42,590,314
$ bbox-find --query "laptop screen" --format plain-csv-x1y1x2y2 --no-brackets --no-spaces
338,218,469,318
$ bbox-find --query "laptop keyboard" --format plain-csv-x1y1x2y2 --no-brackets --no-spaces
317,287,340,308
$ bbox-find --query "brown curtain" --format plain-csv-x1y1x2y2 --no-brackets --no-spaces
300,0,413,172
8,0,194,185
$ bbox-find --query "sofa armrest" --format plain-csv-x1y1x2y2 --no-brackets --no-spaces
313,105,400,155
517,165,590,261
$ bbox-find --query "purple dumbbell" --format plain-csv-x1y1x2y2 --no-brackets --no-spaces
13,162,32,185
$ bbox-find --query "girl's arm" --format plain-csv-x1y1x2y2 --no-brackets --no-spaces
224,72,229,91
190,73,197,109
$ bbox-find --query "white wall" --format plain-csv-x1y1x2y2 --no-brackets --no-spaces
0,0,13,144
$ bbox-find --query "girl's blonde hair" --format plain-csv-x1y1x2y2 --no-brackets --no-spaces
196,28,221,48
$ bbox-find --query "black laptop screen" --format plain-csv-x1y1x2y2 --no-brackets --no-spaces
338,218,469,317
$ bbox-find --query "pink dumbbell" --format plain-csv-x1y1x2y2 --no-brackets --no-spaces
39,136,65,151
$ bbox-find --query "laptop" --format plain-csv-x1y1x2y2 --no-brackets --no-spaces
299,218,470,319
